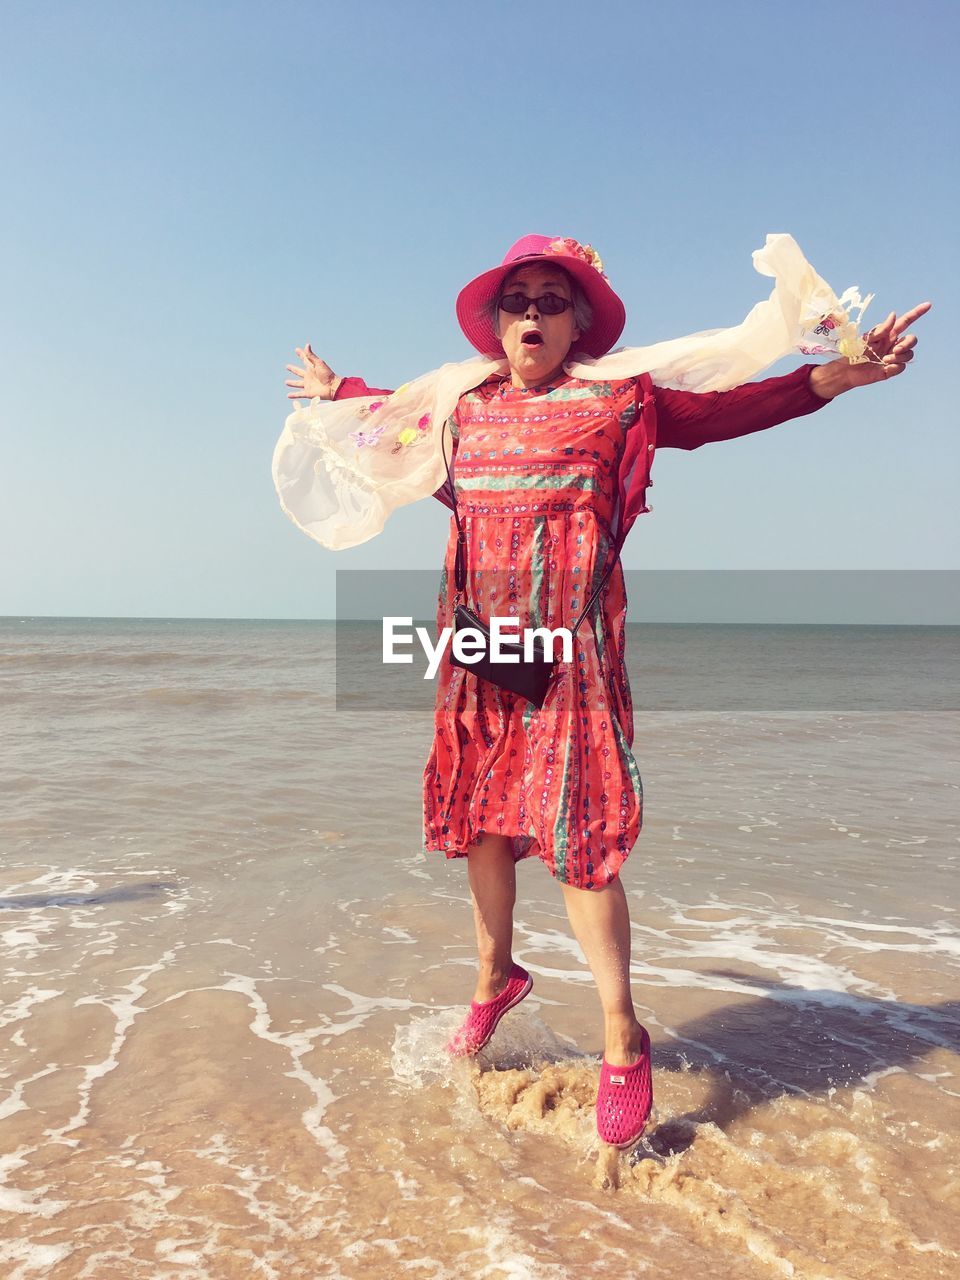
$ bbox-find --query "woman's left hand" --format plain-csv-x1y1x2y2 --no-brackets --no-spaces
809,301,931,398
849,300,932,387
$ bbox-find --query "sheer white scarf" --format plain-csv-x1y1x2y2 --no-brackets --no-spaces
273,233,872,550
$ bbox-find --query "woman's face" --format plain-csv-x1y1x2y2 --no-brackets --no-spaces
497,263,581,388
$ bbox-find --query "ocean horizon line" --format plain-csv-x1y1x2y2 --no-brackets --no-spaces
3,615,959,628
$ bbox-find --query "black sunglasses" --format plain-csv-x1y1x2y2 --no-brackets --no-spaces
498,291,574,316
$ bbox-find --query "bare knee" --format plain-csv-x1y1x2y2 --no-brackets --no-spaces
467,831,516,861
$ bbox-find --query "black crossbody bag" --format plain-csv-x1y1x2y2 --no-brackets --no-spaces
438,380,640,709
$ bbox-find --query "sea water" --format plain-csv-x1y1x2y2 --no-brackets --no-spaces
0,618,958,1279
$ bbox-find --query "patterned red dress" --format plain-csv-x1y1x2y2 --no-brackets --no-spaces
335,366,829,889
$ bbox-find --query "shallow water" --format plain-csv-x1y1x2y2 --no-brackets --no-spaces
1,619,958,1278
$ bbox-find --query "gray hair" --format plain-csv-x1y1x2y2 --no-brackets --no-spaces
484,267,593,344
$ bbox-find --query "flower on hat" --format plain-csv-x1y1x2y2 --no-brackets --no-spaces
544,237,606,278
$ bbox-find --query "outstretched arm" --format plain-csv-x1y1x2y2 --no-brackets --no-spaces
822,300,931,391
330,375,459,509
656,364,829,450
284,346,394,401
657,300,931,450
283,348,455,509
333,375,393,399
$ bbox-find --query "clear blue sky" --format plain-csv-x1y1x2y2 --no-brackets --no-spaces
0,1,955,618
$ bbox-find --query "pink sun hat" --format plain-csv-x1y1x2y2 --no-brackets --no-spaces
456,234,627,360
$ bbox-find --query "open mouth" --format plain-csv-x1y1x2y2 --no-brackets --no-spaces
521,330,544,347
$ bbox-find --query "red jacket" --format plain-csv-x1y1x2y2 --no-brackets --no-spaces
334,365,829,550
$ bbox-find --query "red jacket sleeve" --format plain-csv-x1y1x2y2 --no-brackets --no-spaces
655,363,831,450
333,376,456,511
333,376,393,399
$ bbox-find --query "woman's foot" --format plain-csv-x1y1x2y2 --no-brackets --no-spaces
472,964,514,1004
597,1025,653,1148
446,963,534,1058
604,1015,647,1068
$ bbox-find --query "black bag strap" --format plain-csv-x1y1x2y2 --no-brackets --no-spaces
439,378,642,637
438,419,469,602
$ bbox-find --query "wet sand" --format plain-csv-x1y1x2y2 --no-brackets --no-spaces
1,619,958,1278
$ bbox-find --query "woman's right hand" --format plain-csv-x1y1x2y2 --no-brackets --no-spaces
285,343,342,400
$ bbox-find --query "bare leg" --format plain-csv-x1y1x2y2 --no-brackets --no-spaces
466,832,518,1002
559,877,646,1065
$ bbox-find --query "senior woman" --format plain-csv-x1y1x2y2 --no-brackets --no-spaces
277,233,928,1149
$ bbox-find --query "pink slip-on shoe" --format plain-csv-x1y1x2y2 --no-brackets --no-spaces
446,963,534,1057
596,1026,653,1148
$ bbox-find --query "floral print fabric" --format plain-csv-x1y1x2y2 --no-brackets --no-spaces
422,374,644,890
